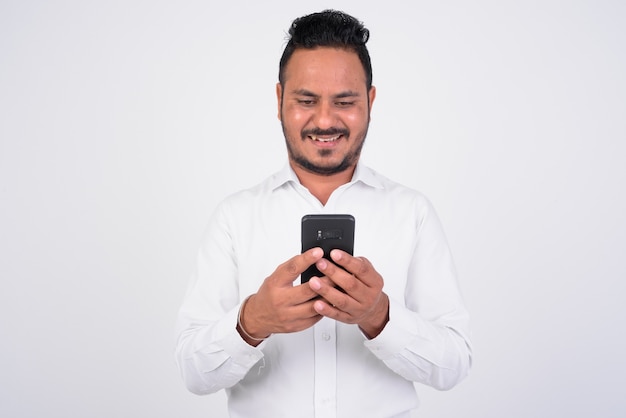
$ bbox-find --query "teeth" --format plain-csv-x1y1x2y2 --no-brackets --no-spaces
311,135,340,142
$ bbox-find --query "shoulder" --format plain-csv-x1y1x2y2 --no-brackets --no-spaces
359,165,433,209
211,167,292,221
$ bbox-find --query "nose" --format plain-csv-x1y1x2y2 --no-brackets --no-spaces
312,100,336,129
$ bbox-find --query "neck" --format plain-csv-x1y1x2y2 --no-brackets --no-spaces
290,162,356,206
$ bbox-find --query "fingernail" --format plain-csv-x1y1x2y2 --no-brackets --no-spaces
314,300,325,312
309,277,321,290
331,249,342,260
317,259,327,270
312,247,323,258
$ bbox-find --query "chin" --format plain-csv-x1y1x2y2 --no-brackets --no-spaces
301,159,353,176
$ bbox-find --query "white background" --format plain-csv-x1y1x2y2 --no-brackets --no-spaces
1,1,624,417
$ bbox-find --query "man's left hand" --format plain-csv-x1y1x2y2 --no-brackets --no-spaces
308,249,389,339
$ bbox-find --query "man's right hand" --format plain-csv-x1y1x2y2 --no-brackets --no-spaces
237,247,326,345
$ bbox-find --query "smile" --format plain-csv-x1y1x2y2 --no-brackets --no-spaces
309,135,341,142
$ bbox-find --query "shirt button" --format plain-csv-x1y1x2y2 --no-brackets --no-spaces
322,333,331,341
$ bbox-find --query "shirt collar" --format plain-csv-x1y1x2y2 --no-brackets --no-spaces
351,161,384,189
269,160,384,191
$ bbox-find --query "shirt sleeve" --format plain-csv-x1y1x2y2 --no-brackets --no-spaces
364,197,472,391
174,201,265,395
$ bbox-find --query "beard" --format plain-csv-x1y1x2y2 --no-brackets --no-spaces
281,124,368,176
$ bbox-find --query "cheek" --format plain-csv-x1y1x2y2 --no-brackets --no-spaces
283,107,310,128
344,110,369,129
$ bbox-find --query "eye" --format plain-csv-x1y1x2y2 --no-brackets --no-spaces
297,99,316,106
336,101,355,107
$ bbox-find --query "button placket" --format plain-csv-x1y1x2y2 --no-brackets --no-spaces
313,317,337,418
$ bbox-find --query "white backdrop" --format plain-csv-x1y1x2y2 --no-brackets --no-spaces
1,1,625,417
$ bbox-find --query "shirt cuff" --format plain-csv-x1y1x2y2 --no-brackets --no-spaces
363,296,415,358
214,303,266,368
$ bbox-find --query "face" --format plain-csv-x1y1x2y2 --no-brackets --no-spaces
277,47,376,176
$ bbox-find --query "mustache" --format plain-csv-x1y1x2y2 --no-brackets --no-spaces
301,127,350,139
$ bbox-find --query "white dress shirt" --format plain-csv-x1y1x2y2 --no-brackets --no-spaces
176,162,472,418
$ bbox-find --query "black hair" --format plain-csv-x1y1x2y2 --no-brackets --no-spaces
278,10,372,89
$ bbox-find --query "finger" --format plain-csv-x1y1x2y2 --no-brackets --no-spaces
314,256,363,296
298,274,334,297
308,274,355,313
292,281,326,304
329,250,380,288
267,301,325,334
280,312,324,333
312,298,355,324
293,298,326,318
269,247,324,286
283,294,328,328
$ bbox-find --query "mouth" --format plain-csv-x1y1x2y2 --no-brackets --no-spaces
308,134,342,143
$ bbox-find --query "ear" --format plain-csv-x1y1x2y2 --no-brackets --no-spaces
276,83,283,121
368,85,376,113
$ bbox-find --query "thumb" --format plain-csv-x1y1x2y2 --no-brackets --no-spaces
269,247,324,286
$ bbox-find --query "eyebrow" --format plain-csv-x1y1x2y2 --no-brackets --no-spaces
291,89,361,99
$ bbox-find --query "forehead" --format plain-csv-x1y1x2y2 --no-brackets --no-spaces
282,47,367,92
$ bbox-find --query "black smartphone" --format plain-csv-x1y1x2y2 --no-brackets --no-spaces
301,214,355,283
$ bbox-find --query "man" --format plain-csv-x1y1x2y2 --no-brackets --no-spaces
176,10,471,418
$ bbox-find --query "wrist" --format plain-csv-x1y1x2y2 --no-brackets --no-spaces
358,293,389,339
237,295,271,345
